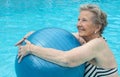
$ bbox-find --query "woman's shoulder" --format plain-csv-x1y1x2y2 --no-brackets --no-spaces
84,37,107,52
88,37,106,45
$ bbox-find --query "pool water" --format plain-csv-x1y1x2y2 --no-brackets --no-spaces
0,0,120,77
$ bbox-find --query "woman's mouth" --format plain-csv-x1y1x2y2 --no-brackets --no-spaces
77,27,85,32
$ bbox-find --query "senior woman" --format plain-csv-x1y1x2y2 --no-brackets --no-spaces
16,4,118,77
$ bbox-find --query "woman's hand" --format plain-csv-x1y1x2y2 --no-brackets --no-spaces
72,32,86,45
15,31,34,46
17,40,33,63
78,37,86,45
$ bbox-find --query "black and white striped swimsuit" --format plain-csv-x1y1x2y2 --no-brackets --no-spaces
84,62,118,77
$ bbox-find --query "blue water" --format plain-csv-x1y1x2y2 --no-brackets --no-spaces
0,0,120,77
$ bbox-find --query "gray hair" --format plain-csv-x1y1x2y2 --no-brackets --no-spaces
80,4,107,34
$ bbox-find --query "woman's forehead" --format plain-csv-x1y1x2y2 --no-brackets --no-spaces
79,11,95,18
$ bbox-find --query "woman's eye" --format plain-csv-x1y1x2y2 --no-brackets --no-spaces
78,18,87,22
82,19,87,21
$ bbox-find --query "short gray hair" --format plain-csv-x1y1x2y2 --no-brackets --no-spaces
80,4,107,34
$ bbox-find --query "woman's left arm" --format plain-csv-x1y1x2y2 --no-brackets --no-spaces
17,38,104,67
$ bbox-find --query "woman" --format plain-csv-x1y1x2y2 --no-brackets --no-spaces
16,4,118,77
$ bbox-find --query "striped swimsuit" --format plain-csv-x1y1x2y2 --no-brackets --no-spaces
84,62,118,77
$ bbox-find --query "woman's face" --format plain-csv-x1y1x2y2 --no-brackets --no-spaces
77,10,98,37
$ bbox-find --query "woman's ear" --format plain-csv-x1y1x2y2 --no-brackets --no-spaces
95,25,102,33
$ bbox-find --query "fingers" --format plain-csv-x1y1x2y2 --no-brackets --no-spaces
17,44,30,63
15,38,25,46
24,31,34,39
17,49,25,63
17,51,22,59
18,45,23,50
17,52,20,59
24,40,31,44
16,40,31,63
15,31,34,46
18,55,24,63
17,46,24,63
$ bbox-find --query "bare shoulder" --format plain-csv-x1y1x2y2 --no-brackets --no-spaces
85,37,107,52
87,37,105,45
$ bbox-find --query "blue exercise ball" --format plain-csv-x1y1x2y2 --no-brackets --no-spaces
15,28,85,77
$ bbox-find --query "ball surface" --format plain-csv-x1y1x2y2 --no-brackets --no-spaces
15,28,85,77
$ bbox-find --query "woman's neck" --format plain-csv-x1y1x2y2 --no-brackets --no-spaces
82,34,101,42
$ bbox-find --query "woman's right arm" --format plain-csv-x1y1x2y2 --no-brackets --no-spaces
72,32,79,39
72,32,86,44
15,31,34,46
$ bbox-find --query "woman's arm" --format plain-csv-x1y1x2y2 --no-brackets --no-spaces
18,38,104,67
72,32,79,39
72,32,86,44
15,31,34,46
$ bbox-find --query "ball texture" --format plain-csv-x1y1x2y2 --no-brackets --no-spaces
15,28,85,77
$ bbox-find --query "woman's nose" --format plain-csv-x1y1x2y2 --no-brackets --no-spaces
77,21,81,27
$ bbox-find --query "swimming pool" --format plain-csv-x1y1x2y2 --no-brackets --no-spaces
0,0,120,77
